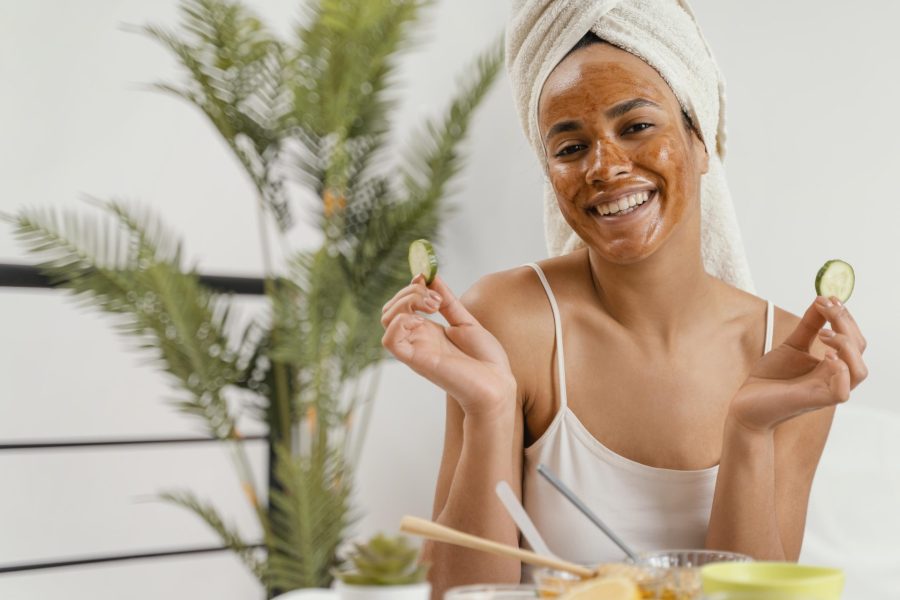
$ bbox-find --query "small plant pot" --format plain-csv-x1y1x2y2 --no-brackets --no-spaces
335,581,431,600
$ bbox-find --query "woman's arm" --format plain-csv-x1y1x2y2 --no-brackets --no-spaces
381,273,527,598
423,393,524,598
707,298,867,559
706,408,834,560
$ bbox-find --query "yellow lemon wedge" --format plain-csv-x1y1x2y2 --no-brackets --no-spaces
557,576,641,600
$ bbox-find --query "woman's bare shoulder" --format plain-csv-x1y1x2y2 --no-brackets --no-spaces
459,264,557,400
723,284,805,350
459,264,551,336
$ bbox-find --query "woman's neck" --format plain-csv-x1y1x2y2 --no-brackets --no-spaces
586,232,723,347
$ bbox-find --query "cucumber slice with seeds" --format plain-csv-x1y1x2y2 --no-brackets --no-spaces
409,239,438,284
815,259,855,303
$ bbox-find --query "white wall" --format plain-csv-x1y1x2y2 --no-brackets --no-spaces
1,1,897,599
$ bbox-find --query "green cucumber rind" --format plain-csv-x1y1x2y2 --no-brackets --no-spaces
408,239,438,284
815,259,855,303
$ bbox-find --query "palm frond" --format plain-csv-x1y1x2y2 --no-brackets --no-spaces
290,0,430,194
339,37,505,323
269,249,353,442
161,490,265,580
10,201,242,438
265,443,354,591
139,0,293,230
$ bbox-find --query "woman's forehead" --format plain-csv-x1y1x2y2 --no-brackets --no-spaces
538,44,679,125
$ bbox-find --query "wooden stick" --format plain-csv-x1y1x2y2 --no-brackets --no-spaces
400,515,595,578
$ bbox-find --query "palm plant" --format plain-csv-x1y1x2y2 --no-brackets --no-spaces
4,0,502,595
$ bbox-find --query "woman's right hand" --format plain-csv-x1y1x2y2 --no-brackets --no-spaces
381,274,517,419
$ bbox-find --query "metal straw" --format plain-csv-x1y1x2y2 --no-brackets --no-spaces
536,463,640,562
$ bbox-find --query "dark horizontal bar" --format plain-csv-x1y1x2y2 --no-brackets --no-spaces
0,544,264,574
0,263,265,295
0,434,267,452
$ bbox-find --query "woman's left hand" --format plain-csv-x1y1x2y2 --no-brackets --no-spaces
729,296,868,433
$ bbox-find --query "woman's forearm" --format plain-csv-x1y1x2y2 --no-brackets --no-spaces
424,411,520,597
706,417,786,560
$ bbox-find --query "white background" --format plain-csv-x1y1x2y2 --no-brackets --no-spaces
1,1,898,598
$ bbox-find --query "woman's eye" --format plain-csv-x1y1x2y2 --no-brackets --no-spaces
624,122,653,135
555,144,587,157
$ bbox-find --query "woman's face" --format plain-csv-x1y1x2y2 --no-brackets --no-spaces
538,42,708,264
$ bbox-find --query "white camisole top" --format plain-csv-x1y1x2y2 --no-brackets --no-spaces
521,262,774,565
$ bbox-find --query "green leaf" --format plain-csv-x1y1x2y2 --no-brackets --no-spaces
138,0,293,230
9,200,243,439
265,443,355,590
161,490,265,580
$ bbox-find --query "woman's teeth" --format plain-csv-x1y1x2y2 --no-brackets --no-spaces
594,190,652,216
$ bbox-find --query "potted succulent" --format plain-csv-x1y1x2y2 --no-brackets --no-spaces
333,534,430,600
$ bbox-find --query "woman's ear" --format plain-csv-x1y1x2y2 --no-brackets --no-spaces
693,130,709,175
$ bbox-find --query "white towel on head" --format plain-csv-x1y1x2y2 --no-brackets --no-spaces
506,0,755,292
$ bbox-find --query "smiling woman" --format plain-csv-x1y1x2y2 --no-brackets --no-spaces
379,0,870,598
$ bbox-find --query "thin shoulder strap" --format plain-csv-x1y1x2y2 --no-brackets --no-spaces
524,263,568,410
764,300,775,354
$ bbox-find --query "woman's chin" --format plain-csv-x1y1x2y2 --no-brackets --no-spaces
586,240,662,265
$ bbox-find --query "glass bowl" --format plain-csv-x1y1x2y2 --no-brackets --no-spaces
443,584,539,599
636,550,753,570
633,550,753,600
532,563,661,598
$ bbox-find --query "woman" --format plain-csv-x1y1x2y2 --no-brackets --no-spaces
380,1,868,596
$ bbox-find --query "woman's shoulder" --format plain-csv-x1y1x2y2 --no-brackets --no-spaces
459,263,551,333
720,282,802,349
459,262,560,397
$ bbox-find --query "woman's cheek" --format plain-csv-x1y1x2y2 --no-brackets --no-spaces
548,165,581,209
634,136,675,170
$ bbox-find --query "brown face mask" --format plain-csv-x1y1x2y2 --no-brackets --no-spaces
538,42,709,265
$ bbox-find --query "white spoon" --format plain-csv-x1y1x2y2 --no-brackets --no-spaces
495,480,555,558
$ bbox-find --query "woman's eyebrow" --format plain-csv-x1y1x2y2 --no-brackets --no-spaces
545,119,582,143
605,97,661,119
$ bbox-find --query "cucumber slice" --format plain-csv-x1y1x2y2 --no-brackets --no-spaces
815,259,855,303
408,239,438,284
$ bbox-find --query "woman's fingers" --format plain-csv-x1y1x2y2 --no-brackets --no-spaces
813,352,851,406
814,296,867,353
429,275,477,327
765,352,851,421
783,299,827,352
381,312,428,362
381,274,428,315
816,328,868,387
380,284,443,329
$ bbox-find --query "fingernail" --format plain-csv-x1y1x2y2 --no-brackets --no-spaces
816,296,834,308
827,352,839,361
830,296,843,308
818,329,835,338
428,291,442,304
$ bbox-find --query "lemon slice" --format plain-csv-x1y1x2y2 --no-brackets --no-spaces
557,576,641,600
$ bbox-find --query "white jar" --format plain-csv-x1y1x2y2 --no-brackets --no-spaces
335,581,431,600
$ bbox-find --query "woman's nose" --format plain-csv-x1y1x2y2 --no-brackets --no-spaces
585,138,633,183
